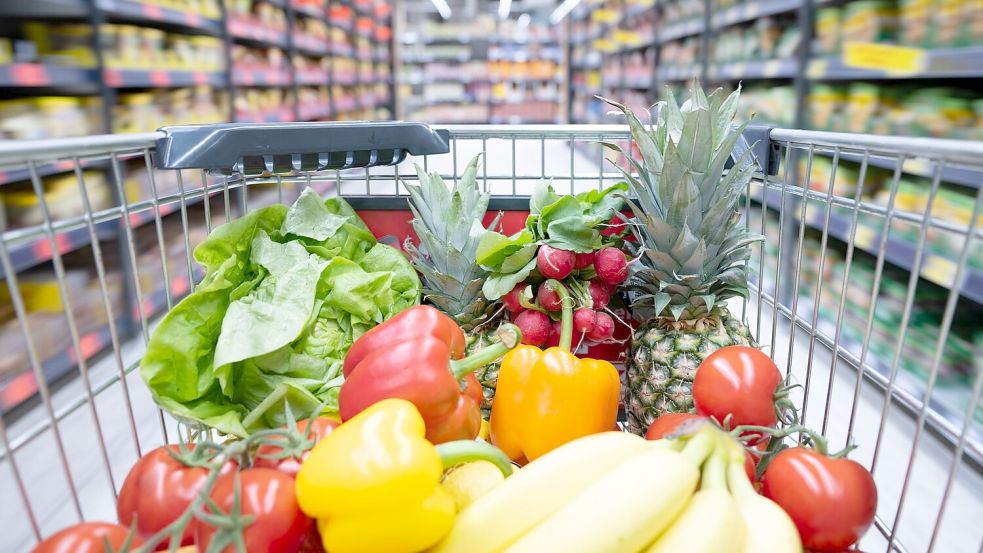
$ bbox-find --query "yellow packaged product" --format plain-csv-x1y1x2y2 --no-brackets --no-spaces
842,1,899,44
1,171,111,229
24,23,97,67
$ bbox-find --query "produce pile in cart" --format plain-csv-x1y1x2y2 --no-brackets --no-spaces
34,86,878,553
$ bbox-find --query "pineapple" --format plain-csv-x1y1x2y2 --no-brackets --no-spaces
603,85,761,435
403,156,504,412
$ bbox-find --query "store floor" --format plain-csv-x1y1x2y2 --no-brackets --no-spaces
2,140,981,553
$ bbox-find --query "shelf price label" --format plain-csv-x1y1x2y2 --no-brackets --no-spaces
593,8,618,22
150,70,170,86
843,42,926,76
921,256,957,287
11,63,49,86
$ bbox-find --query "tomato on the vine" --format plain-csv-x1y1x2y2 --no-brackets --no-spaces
254,417,340,477
761,447,877,551
195,468,311,553
117,445,234,548
32,522,140,553
693,345,782,444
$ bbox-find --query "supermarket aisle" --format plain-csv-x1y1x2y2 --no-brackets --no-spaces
1,140,980,553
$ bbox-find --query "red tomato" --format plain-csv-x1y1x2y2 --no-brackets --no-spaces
33,522,141,553
693,346,782,443
254,417,340,477
762,447,877,551
644,412,706,440
117,445,233,548
196,468,311,553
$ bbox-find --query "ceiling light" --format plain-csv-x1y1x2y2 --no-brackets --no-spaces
430,0,451,19
549,0,580,23
517,13,530,27
498,0,512,19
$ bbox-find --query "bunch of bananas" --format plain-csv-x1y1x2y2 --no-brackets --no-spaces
430,427,802,553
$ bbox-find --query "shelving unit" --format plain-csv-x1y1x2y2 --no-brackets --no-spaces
0,0,395,413
396,16,564,124
566,0,982,448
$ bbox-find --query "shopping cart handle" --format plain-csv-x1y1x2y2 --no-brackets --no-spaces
153,121,451,174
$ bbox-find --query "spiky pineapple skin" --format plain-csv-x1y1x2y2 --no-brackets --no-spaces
623,308,754,435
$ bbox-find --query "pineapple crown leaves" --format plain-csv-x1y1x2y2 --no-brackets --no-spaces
599,84,763,321
403,155,503,323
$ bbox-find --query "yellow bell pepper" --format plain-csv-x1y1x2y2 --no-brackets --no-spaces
296,398,513,553
490,280,621,462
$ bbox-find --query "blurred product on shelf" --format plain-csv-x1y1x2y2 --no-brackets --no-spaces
114,86,226,133
231,44,287,73
621,48,654,86
235,87,292,122
659,38,700,71
660,0,704,24
711,17,801,63
0,97,101,140
226,0,287,33
293,15,329,52
24,23,224,72
734,85,797,127
2,171,113,229
816,0,982,53
809,84,982,139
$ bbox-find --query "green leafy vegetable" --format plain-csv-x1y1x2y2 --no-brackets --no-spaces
140,188,420,437
477,181,628,299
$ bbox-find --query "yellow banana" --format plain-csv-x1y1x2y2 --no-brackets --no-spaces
503,447,699,553
727,456,802,553
643,488,744,553
428,431,651,553
644,450,744,553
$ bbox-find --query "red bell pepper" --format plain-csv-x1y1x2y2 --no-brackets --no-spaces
339,305,521,443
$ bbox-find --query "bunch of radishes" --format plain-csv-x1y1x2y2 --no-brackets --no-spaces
503,244,629,349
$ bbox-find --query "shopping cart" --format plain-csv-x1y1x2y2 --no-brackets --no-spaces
0,122,980,553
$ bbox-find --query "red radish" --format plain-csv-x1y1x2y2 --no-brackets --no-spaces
514,310,551,347
586,311,615,341
573,308,597,335
503,284,527,314
537,282,563,312
545,320,562,348
537,245,575,280
594,247,628,286
588,280,610,309
574,251,595,269
600,214,627,237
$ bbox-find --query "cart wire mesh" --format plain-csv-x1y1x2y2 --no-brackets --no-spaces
0,124,980,553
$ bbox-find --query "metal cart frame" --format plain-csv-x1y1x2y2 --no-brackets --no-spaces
0,123,980,553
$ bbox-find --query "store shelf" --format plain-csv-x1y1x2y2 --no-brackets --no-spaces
614,77,653,89
711,0,802,29
0,64,99,89
97,0,222,35
0,0,88,18
809,46,983,80
104,68,226,87
807,210,983,305
227,20,289,48
298,103,332,120
233,69,292,87
0,159,102,187
2,223,117,278
291,2,325,19
236,107,294,123
656,65,700,81
0,270,199,414
614,41,656,55
292,35,331,56
821,152,983,191
709,58,797,80
295,69,328,85
658,18,704,43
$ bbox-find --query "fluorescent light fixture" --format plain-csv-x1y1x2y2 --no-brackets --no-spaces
549,0,580,23
517,13,530,27
498,0,512,19
431,0,452,19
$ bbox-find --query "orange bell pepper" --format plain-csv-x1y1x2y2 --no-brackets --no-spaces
489,280,620,462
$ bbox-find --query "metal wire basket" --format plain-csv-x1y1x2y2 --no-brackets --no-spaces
0,122,979,553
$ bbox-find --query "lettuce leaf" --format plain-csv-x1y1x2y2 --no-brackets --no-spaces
140,188,420,437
